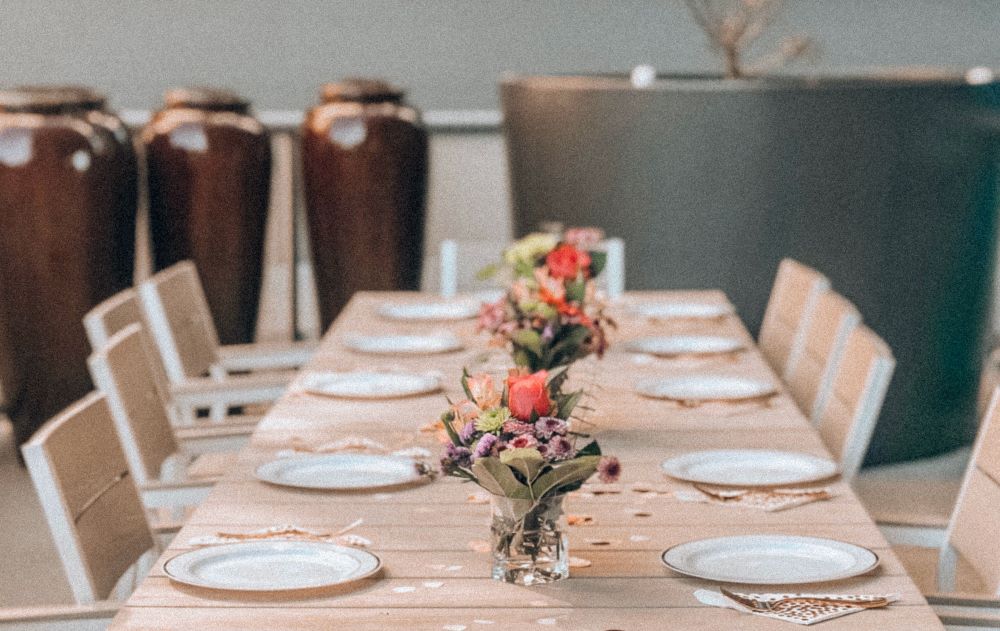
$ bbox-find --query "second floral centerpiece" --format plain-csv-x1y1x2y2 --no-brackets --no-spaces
439,368,621,585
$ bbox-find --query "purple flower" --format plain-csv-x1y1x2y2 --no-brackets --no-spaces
509,434,539,449
459,421,477,445
534,416,567,439
597,456,622,483
547,436,576,460
541,322,555,343
444,443,472,469
473,434,499,459
502,420,535,436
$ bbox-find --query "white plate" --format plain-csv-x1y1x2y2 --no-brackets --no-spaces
662,535,879,584
164,541,381,592
301,371,441,399
256,453,425,490
378,300,480,322
635,374,776,402
661,449,839,486
343,333,463,355
631,301,734,320
628,335,745,357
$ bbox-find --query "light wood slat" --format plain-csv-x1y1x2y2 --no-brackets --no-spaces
110,291,942,629
128,575,927,609
113,605,940,631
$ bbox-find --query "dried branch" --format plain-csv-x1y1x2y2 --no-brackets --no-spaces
682,0,809,79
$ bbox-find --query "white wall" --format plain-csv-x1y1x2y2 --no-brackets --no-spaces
0,1,996,111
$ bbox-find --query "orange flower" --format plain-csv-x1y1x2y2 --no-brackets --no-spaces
546,244,592,280
466,373,501,409
506,369,551,420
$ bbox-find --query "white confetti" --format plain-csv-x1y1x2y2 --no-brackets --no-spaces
568,556,592,568
423,581,444,588
337,534,372,547
537,618,558,625
530,600,548,607
392,586,417,593
443,625,467,631
629,534,651,542
445,565,463,572
473,621,496,625
429,564,447,570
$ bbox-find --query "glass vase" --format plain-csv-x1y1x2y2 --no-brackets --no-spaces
490,493,568,585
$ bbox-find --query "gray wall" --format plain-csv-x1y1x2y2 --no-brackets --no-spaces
1,1,997,111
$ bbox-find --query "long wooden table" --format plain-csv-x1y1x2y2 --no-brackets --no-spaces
111,291,945,629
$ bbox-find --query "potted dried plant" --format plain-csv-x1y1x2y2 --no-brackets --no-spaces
501,0,1000,465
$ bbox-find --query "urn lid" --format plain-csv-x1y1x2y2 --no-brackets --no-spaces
0,85,107,114
320,78,404,104
165,87,251,113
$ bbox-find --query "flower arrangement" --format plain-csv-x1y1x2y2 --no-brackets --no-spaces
438,367,621,584
477,228,614,373
439,368,620,498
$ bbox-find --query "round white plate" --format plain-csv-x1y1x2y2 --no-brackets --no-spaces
628,335,745,357
631,301,734,320
661,449,839,486
301,371,441,399
164,541,381,592
662,535,879,584
343,333,463,355
635,375,776,402
378,300,480,322
256,453,425,490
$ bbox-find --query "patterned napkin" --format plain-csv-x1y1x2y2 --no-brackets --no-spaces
187,523,371,548
675,486,833,512
695,589,897,625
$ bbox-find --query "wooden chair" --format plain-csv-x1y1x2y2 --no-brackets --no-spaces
87,324,241,510
879,387,1000,627
758,258,831,379
85,288,275,431
7,394,176,630
784,290,861,422
815,325,895,480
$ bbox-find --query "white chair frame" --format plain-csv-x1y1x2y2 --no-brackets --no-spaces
759,258,831,380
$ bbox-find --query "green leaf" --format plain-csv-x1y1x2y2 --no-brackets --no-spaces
557,389,584,419
530,455,601,498
499,448,545,483
547,326,591,365
477,263,500,280
589,251,607,277
512,329,542,356
440,403,462,446
460,368,475,402
566,279,586,303
576,440,602,457
473,458,532,499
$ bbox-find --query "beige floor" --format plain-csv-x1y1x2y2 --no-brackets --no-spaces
0,418,73,606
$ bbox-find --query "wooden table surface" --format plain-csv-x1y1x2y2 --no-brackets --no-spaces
110,291,945,630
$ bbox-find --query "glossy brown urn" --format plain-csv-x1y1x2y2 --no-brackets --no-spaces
302,79,428,328
144,88,271,344
0,87,137,445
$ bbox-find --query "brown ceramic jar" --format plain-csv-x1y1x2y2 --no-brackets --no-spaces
301,79,428,328
0,87,137,445
143,87,271,344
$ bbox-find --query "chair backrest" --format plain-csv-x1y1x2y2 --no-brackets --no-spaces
83,288,145,351
21,393,155,604
759,258,831,379
942,387,1000,594
87,324,179,486
137,261,220,382
815,325,895,480
785,290,861,422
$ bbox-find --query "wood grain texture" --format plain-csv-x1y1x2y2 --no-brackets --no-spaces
110,291,943,629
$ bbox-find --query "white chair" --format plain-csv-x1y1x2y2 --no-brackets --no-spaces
87,325,241,511
84,287,277,429
8,393,177,630
759,258,831,379
878,388,1000,627
432,237,625,300
815,325,895,480
784,290,861,422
